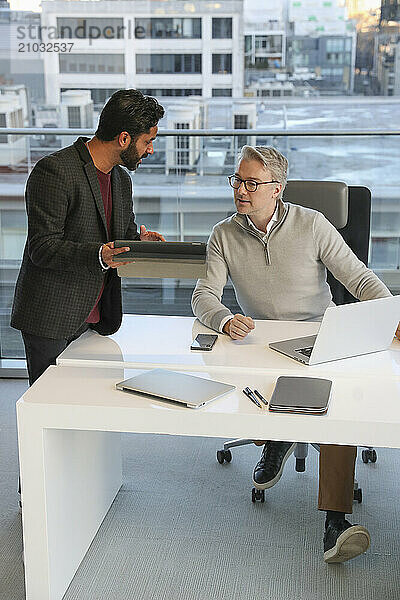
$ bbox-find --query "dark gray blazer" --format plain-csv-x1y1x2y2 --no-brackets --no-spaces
11,137,140,339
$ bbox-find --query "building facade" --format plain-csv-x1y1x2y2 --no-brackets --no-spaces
41,0,244,106
285,0,356,93
244,0,286,86
0,4,45,103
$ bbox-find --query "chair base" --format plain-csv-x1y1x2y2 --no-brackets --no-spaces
216,440,368,504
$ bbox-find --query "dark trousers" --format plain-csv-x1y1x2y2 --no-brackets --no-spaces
22,322,89,385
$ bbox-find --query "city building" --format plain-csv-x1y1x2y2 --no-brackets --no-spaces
374,0,400,95
59,89,93,147
40,0,244,107
285,0,356,94
380,0,400,23
374,21,400,95
288,0,351,36
0,3,45,104
244,0,286,88
245,72,320,97
286,34,356,93
345,0,380,19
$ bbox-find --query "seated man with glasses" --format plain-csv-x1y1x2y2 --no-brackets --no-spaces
192,144,395,564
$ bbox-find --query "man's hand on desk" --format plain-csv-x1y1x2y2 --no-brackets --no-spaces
395,322,400,340
223,314,255,340
101,241,131,268
139,225,166,242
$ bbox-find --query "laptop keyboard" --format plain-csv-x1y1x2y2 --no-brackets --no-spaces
296,346,314,358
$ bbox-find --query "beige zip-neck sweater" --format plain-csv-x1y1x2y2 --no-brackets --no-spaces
191,200,391,332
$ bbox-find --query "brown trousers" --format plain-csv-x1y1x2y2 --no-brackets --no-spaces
255,442,357,514
318,444,357,514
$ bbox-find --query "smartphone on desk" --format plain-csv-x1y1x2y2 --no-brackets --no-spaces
190,334,218,351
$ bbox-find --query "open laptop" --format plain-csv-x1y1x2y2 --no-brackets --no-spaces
269,296,400,366
116,368,235,409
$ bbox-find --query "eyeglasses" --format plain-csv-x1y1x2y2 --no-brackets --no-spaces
227,175,279,193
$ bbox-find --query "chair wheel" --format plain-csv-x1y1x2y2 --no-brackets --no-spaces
353,488,363,503
296,458,306,472
362,449,377,464
252,487,265,503
216,449,232,464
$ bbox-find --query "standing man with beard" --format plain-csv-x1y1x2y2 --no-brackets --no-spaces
11,89,165,385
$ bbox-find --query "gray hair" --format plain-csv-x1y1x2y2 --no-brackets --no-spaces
238,145,288,199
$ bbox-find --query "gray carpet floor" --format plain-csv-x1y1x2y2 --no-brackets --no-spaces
1,378,400,600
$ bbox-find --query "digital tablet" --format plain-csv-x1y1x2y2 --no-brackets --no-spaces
114,240,206,262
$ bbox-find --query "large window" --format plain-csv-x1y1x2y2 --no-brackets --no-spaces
254,35,282,53
59,54,125,74
326,53,344,65
175,123,190,166
139,89,202,97
212,54,232,74
135,18,201,39
292,38,319,51
57,18,124,39
234,115,248,129
1,0,400,369
212,88,232,97
67,106,81,128
326,38,344,52
321,67,343,77
234,114,248,148
136,54,202,74
212,18,232,39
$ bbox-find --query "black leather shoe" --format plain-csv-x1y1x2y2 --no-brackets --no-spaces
252,441,296,490
324,519,370,563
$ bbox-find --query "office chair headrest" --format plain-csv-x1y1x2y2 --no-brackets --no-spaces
283,180,348,229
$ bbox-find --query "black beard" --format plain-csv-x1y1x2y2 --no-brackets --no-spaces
120,142,143,171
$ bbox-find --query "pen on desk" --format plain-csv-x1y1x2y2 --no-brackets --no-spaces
243,388,262,409
245,387,263,406
253,389,268,406
245,386,263,405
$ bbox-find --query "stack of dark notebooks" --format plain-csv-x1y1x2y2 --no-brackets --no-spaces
268,376,332,415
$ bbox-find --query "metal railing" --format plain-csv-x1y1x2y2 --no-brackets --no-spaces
2,127,400,136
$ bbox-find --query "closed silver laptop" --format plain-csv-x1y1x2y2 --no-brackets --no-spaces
269,296,400,366
116,368,235,409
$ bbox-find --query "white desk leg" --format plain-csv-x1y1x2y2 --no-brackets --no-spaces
18,407,122,600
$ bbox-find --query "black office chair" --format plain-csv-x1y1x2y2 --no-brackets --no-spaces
216,180,377,503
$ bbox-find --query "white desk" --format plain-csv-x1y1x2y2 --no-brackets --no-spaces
58,314,400,380
17,361,400,600
19,314,400,600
